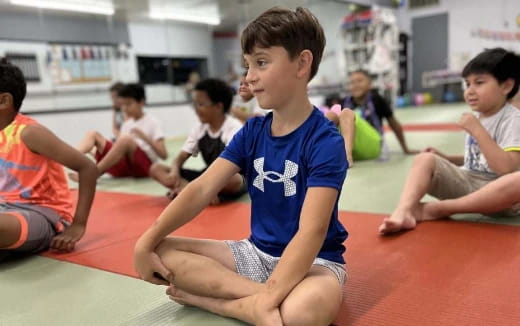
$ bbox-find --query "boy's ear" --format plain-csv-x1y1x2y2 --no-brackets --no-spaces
296,49,313,79
501,78,515,97
0,93,13,111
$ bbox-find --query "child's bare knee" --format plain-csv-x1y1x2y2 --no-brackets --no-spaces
280,295,330,326
149,163,163,178
115,134,134,146
0,215,21,248
282,306,322,326
225,174,244,192
415,152,436,165
86,130,101,139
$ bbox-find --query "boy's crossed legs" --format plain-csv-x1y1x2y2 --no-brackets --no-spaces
154,237,343,326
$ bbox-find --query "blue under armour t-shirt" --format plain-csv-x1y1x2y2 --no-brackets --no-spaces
220,107,349,264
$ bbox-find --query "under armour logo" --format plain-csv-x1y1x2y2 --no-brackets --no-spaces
253,157,298,196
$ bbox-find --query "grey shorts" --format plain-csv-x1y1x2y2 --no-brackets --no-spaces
428,156,520,216
225,239,347,286
0,202,66,253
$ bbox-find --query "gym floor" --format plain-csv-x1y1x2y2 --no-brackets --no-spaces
2,103,518,326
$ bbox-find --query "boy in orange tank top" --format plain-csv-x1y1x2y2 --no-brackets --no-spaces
0,58,97,258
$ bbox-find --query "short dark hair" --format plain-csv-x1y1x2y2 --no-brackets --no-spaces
241,6,325,81
109,81,125,93
0,57,26,112
118,83,146,102
194,78,234,113
462,48,520,99
350,69,372,80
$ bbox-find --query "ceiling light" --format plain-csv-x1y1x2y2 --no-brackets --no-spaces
149,10,220,25
9,0,115,16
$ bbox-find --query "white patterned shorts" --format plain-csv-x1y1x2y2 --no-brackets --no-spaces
225,239,347,286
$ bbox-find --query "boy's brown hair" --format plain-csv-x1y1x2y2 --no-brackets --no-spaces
241,6,325,81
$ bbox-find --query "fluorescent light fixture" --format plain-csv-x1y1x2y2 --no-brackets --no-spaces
9,0,115,16
149,10,221,26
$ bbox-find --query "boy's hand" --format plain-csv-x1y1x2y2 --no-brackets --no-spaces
458,113,483,135
134,246,173,286
50,223,86,252
165,170,181,189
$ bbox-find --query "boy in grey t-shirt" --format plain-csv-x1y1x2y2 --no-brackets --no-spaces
380,48,520,234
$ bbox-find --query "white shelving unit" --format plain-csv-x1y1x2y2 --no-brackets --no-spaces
339,6,400,104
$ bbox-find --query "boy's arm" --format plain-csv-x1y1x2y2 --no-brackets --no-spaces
134,158,240,284
256,187,338,308
460,113,520,175
386,116,418,154
22,124,97,251
131,128,168,160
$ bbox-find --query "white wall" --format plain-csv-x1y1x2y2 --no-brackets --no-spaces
308,1,351,86
213,36,242,79
397,0,520,71
1,20,217,112
210,3,352,87
129,20,214,74
0,39,138,112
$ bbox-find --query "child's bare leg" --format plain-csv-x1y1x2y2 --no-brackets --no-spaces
423,171,520,220
96,135,138,175
338,109,355,166
379,152,437,234
165,265,341,326
155,237,263,299
278,265,343,326
69,131,108,182
149,163,173,188
0,213,21,248
76,131,107,154
166,286,282,326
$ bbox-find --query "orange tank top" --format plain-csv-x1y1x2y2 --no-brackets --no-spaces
0,114,73,228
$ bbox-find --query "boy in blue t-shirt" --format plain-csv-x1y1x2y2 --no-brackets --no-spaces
134,7,348,326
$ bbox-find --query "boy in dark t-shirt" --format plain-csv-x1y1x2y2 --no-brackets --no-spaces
150,78,245,204
326,70,417,166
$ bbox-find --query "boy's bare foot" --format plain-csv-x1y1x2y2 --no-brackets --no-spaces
68,172,79,183
166,284,193,307
378,204,424,234
167,285,224,313
422,201,446,221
